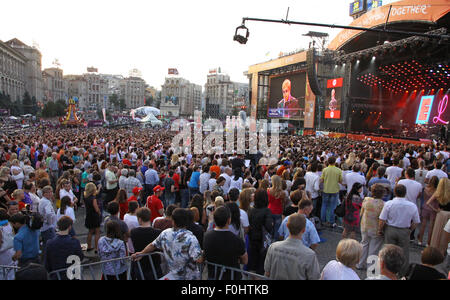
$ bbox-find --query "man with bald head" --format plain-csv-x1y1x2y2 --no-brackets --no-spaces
277,79,300,118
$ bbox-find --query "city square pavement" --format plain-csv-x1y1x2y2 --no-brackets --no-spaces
72,207,444,280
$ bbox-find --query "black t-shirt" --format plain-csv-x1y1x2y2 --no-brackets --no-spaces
130,226,162,252
283,205,298,217
61,155,73,170
365,158,375,170
231,158,245,174
186,222,204,249
203,230,245,280
130,226,162,279
406,264,446,280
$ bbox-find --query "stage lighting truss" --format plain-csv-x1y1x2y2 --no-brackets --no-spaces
356,60,450,94
334,28,448,65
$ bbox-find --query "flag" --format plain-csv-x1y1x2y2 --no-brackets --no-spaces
102,108,107,122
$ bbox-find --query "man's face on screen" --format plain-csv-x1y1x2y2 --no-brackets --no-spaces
283,86,290,102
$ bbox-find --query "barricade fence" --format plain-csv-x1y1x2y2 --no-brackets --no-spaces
1,252,269,280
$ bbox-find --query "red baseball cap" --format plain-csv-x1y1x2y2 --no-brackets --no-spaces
153,185,165,193
132,186,143,194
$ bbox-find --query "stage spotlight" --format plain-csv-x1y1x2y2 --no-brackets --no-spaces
233,23,249,44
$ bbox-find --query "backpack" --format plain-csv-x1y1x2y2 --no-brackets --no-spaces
27,212,44,230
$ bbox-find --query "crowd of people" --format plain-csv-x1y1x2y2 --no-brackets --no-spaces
0,125,449,280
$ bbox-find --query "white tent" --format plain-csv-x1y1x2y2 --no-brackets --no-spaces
139,113,162,126
8,116,18,120
132,106,160,117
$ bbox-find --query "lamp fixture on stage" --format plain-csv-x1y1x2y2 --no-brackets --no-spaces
233,23,249,44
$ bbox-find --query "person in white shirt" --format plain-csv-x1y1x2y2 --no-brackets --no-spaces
402,154,411,170
415,160,428,189
207,173,217,192
321,239,362,280
305,163,320,215
59,179,78,206
118,169,128,190
199,166,211,194
229,170,243,192
39,186,57,249
386,158,403,189
378,184,421,275
425,161,448,183
56,196,76,237
221,167,232,195
344,164,366,196
398,168,423,208
124,201,140,253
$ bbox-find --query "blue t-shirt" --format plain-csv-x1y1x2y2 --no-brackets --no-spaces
14,225,40,260
278,214,320,248
368,177,392,202
188,172,201,188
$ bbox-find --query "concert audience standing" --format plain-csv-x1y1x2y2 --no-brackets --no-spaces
0,125,449,281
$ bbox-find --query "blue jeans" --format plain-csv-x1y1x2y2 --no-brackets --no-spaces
321,192,339,224
272,214,282,240
188,187,200,203
180,189,189,208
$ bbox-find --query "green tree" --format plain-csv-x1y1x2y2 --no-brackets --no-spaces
109,94,119,111
22,92,34,114
119,98,126,110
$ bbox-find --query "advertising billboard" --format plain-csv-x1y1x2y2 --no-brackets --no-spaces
349,0,366,16
268,72,306,120
325,78,343,119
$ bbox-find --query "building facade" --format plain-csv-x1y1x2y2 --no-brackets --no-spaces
120,76,146,109
65,75,88,110
0,40,26,103
161,77,202,118
205,71,248,117
42,68,67,103
5,38,44,102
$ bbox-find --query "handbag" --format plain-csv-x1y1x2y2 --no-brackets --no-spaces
334,200,345,218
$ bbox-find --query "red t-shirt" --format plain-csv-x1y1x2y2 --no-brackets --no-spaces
127,195,138,203
122,159,132,167
172,173,180,189
267,188,283,215
146,195,164,222
119,202,128,220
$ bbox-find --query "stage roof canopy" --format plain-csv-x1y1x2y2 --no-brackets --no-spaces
328,0,450,53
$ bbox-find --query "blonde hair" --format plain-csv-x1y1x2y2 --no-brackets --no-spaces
434,178,450,206
84,182,97,198
345,152,356,167
214,196,225,208
336,239,362,268
0,167,10,177
12,189,24,200
239,187,255,212
270,175,284,199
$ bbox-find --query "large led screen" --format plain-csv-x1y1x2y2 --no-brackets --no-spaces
268,72,306,120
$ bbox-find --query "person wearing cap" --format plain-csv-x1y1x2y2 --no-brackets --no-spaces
128,186,143,204
146,185,165,223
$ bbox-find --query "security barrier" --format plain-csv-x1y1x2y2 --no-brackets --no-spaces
202,261,270,280
0,264,19,280
2,252,268,280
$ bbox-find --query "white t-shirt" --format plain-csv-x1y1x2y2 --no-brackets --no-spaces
444,219,450,256
425,169,448,181
124,214,140,253
60,189,76,204
230,177,243,191
239,209,249,229
321,260,360,280
208,178,217,191
105,169,117,190
56,206,76,222
397,179,423,206
386,166,403,188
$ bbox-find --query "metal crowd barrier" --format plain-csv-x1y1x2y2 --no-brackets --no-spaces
2,253,268,280
201,261,270,280
0,264,19,280
48,252,167,280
